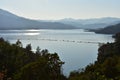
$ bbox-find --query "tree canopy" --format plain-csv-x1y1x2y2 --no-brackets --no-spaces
0,32,120,80
0,38,66,80
69,33,120,80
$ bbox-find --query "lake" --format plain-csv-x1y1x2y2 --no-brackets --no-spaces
0,29,114,76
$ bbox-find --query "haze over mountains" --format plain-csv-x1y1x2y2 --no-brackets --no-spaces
56,17,120,29
0,9,75,29
0,9,120,30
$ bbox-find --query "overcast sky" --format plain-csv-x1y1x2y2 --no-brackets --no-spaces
0,0,120,20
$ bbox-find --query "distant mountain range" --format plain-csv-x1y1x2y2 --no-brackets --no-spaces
56,18,120,29
0,9,76,29
1,9,120,32
92,23,120,34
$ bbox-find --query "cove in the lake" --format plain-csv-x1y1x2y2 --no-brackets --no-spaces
0,29,114,76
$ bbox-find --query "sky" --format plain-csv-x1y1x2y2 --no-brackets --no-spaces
0,0,120,20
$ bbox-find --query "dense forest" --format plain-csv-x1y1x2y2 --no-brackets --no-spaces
0,32,120,80
0,38,66,80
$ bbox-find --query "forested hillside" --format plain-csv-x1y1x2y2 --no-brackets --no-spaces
68,33,120,80
0,38,66,80
94,23,120,34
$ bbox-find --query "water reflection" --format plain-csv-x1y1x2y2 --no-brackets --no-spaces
23,33,40,35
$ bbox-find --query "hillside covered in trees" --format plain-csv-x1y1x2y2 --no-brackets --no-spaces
69,33,120,80
0,38,66,80
93,23,120,34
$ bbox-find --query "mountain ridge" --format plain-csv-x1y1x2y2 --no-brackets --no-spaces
1,9,120,30
93,23,120,34
0,9,76,30
56,17,120,29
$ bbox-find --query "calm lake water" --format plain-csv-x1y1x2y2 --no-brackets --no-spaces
0,29,114,76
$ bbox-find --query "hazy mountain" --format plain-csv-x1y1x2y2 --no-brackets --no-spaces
0,9,76,30
93,23,120,34
56,17,120,29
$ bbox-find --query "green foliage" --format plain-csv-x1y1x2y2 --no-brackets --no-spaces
1,32,120,80
69,33,120,80
36,46,41,55
26,44,32,51
0,38,66,80
16,39,22,47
